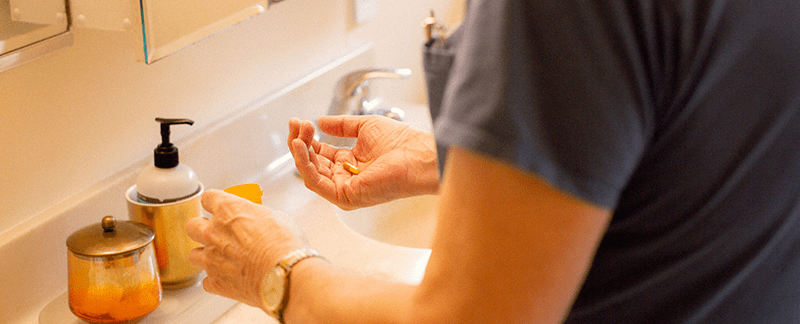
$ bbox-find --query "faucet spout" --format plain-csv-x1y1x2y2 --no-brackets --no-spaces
328,68,411,116
320,68,411,148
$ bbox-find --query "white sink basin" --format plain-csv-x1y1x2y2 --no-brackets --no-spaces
262,166,439,249
328,103,439,249
336,195,438,249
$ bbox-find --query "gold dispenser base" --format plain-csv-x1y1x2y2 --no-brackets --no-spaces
126,183,204,289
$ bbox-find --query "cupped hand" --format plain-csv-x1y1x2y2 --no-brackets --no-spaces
288,115,440,210
186,189,305,310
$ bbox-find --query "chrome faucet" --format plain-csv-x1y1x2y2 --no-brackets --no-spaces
319,68,412,147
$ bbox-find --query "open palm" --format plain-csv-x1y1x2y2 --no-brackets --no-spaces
288,115,440,210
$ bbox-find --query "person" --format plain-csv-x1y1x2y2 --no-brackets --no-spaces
186,0,800,323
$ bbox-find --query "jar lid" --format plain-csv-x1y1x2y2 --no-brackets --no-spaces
66,216,155,257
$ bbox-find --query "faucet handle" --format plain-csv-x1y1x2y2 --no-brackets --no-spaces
336,68,412,98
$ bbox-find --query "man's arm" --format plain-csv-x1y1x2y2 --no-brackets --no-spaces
284,147,612,323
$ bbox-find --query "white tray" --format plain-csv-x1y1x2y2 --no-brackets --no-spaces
39,273,237,324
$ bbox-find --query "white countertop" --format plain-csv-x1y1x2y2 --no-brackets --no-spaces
38,163,432,324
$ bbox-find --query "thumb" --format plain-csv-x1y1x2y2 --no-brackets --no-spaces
317,115,372,138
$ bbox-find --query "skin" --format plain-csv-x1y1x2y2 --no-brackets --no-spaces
288,116,440,210
186,116,612,323
186,192,305,308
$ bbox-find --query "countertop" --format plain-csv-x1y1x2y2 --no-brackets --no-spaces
38,160,432,324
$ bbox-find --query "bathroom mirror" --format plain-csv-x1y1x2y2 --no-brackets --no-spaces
0,0,70,72
136,0,269,63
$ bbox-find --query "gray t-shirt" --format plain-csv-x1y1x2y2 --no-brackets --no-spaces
434,1,800,323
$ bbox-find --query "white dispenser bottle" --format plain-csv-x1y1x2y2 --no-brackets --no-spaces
136,118,200,204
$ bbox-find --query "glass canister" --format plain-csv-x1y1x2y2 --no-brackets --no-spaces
66,216,162,323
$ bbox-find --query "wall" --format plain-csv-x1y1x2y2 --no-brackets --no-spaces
0,0,463,238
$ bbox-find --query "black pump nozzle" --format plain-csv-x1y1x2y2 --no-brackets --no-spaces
154,118,194,168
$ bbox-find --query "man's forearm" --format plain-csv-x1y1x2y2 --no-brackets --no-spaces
282,257,421,324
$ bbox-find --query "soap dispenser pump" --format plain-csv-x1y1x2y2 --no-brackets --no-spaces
136,118,200,204
126,117,204,289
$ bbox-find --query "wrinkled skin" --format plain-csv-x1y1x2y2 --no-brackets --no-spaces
186,190,305,310
288,115,440,210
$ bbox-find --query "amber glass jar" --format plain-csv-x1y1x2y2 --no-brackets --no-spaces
66,216,162,323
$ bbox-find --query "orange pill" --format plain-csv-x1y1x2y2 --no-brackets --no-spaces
343,162,361,175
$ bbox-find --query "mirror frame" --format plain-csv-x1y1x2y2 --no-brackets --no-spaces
0,0,72,73
0,31,72,72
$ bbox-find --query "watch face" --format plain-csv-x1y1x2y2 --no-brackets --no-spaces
262,266,287,312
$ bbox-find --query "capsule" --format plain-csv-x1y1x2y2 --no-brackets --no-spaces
343,162,361,175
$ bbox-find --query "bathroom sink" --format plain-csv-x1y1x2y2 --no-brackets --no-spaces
262,161,439,249
325,102,439,249
335,195,438,249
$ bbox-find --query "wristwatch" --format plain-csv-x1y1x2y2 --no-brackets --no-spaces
261,248,323,323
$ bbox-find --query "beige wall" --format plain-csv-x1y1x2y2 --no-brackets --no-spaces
0,0,463,236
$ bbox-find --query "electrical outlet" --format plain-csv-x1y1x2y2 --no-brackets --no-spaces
353,0,377,25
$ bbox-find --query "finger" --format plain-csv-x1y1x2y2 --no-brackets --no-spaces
202,276,218,295
293,120,334,163
317,115,373,138
200,189,246,219
315,141,345,162
287,118,302,148
200,189,227,215
292,136,334,177
188,246,207,269
291,139,338,199
292,139,325,178
290,137,312,169
288,124,307,160
298,120,316,145
201,275,245,304
186,216,212,245
307,144,324,169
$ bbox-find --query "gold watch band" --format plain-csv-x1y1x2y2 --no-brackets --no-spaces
270,248,324,324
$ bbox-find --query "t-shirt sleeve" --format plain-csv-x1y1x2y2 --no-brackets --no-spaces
434,0,653,208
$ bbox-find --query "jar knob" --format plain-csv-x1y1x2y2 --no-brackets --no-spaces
101,216,116,232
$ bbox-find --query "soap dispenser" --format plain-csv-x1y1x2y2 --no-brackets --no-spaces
125,117,204,289
136,118,200,203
